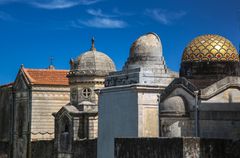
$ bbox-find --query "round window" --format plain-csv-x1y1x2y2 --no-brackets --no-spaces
82,88,92,98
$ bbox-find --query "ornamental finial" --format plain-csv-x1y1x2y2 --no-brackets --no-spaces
90,37,96,51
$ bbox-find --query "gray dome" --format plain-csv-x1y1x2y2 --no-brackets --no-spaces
123,32,164,70
160,96,187,115
130,32,162,57
69,38,116,76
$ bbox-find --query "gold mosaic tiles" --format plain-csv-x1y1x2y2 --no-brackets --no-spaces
182,35,239,62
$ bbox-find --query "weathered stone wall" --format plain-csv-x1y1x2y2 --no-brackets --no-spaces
32,139,97,158
13,76,30,158
73,139,97,158
115,138,240,158
54,139,97,158
0,142,9,158
0,85,13,142
31,140,54,158
115,138,183,158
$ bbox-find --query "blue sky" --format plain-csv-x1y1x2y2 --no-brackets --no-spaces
0,0,240,85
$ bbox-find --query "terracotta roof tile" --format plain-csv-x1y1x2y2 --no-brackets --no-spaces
23,68,69,86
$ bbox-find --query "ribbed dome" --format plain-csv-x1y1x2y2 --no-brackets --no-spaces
76,50,115,74
182,34,239,62
69,38,116,76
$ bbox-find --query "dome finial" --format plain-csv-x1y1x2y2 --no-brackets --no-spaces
90,36,96,51
48,56,55,70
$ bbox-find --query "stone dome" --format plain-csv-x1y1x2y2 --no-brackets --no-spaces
123,32,165,70
69,38,116,76
129,32,162,58
160,96,187,115
182,34,239,62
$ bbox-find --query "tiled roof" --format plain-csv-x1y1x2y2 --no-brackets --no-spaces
23,68,69,86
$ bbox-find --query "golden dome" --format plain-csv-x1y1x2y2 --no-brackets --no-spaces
182,35,239,62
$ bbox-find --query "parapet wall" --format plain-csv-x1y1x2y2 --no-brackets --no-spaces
72,139,97,158
115,137,240,158
31,140,54,158
0,139,97,158
0,142,9,158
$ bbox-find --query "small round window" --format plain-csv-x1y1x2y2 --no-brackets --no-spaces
82,88,92,98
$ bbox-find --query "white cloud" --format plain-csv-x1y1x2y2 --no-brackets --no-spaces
86,8,134,18
145,9,186,25
31,0,79,9
0,0,102,9
86,8,116,18
112,8,134,16
73,17,127,28
0,11,14,21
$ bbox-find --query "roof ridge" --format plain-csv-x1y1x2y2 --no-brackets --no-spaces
23,68,68,71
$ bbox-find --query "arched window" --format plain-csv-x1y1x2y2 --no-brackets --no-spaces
60,121,70,152
64,124,69,133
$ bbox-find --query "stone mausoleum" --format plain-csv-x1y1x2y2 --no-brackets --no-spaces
159,34,240,139
98,32,178,158
53,38,116,158
0,65,70,158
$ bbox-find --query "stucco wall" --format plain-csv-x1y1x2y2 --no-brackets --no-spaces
98,85,162,158
31,86,70,141
98,86,138,158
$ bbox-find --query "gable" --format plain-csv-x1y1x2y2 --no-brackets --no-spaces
54,104,80,120
160,77,197,101
162,87,196,110
14,69,29,91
